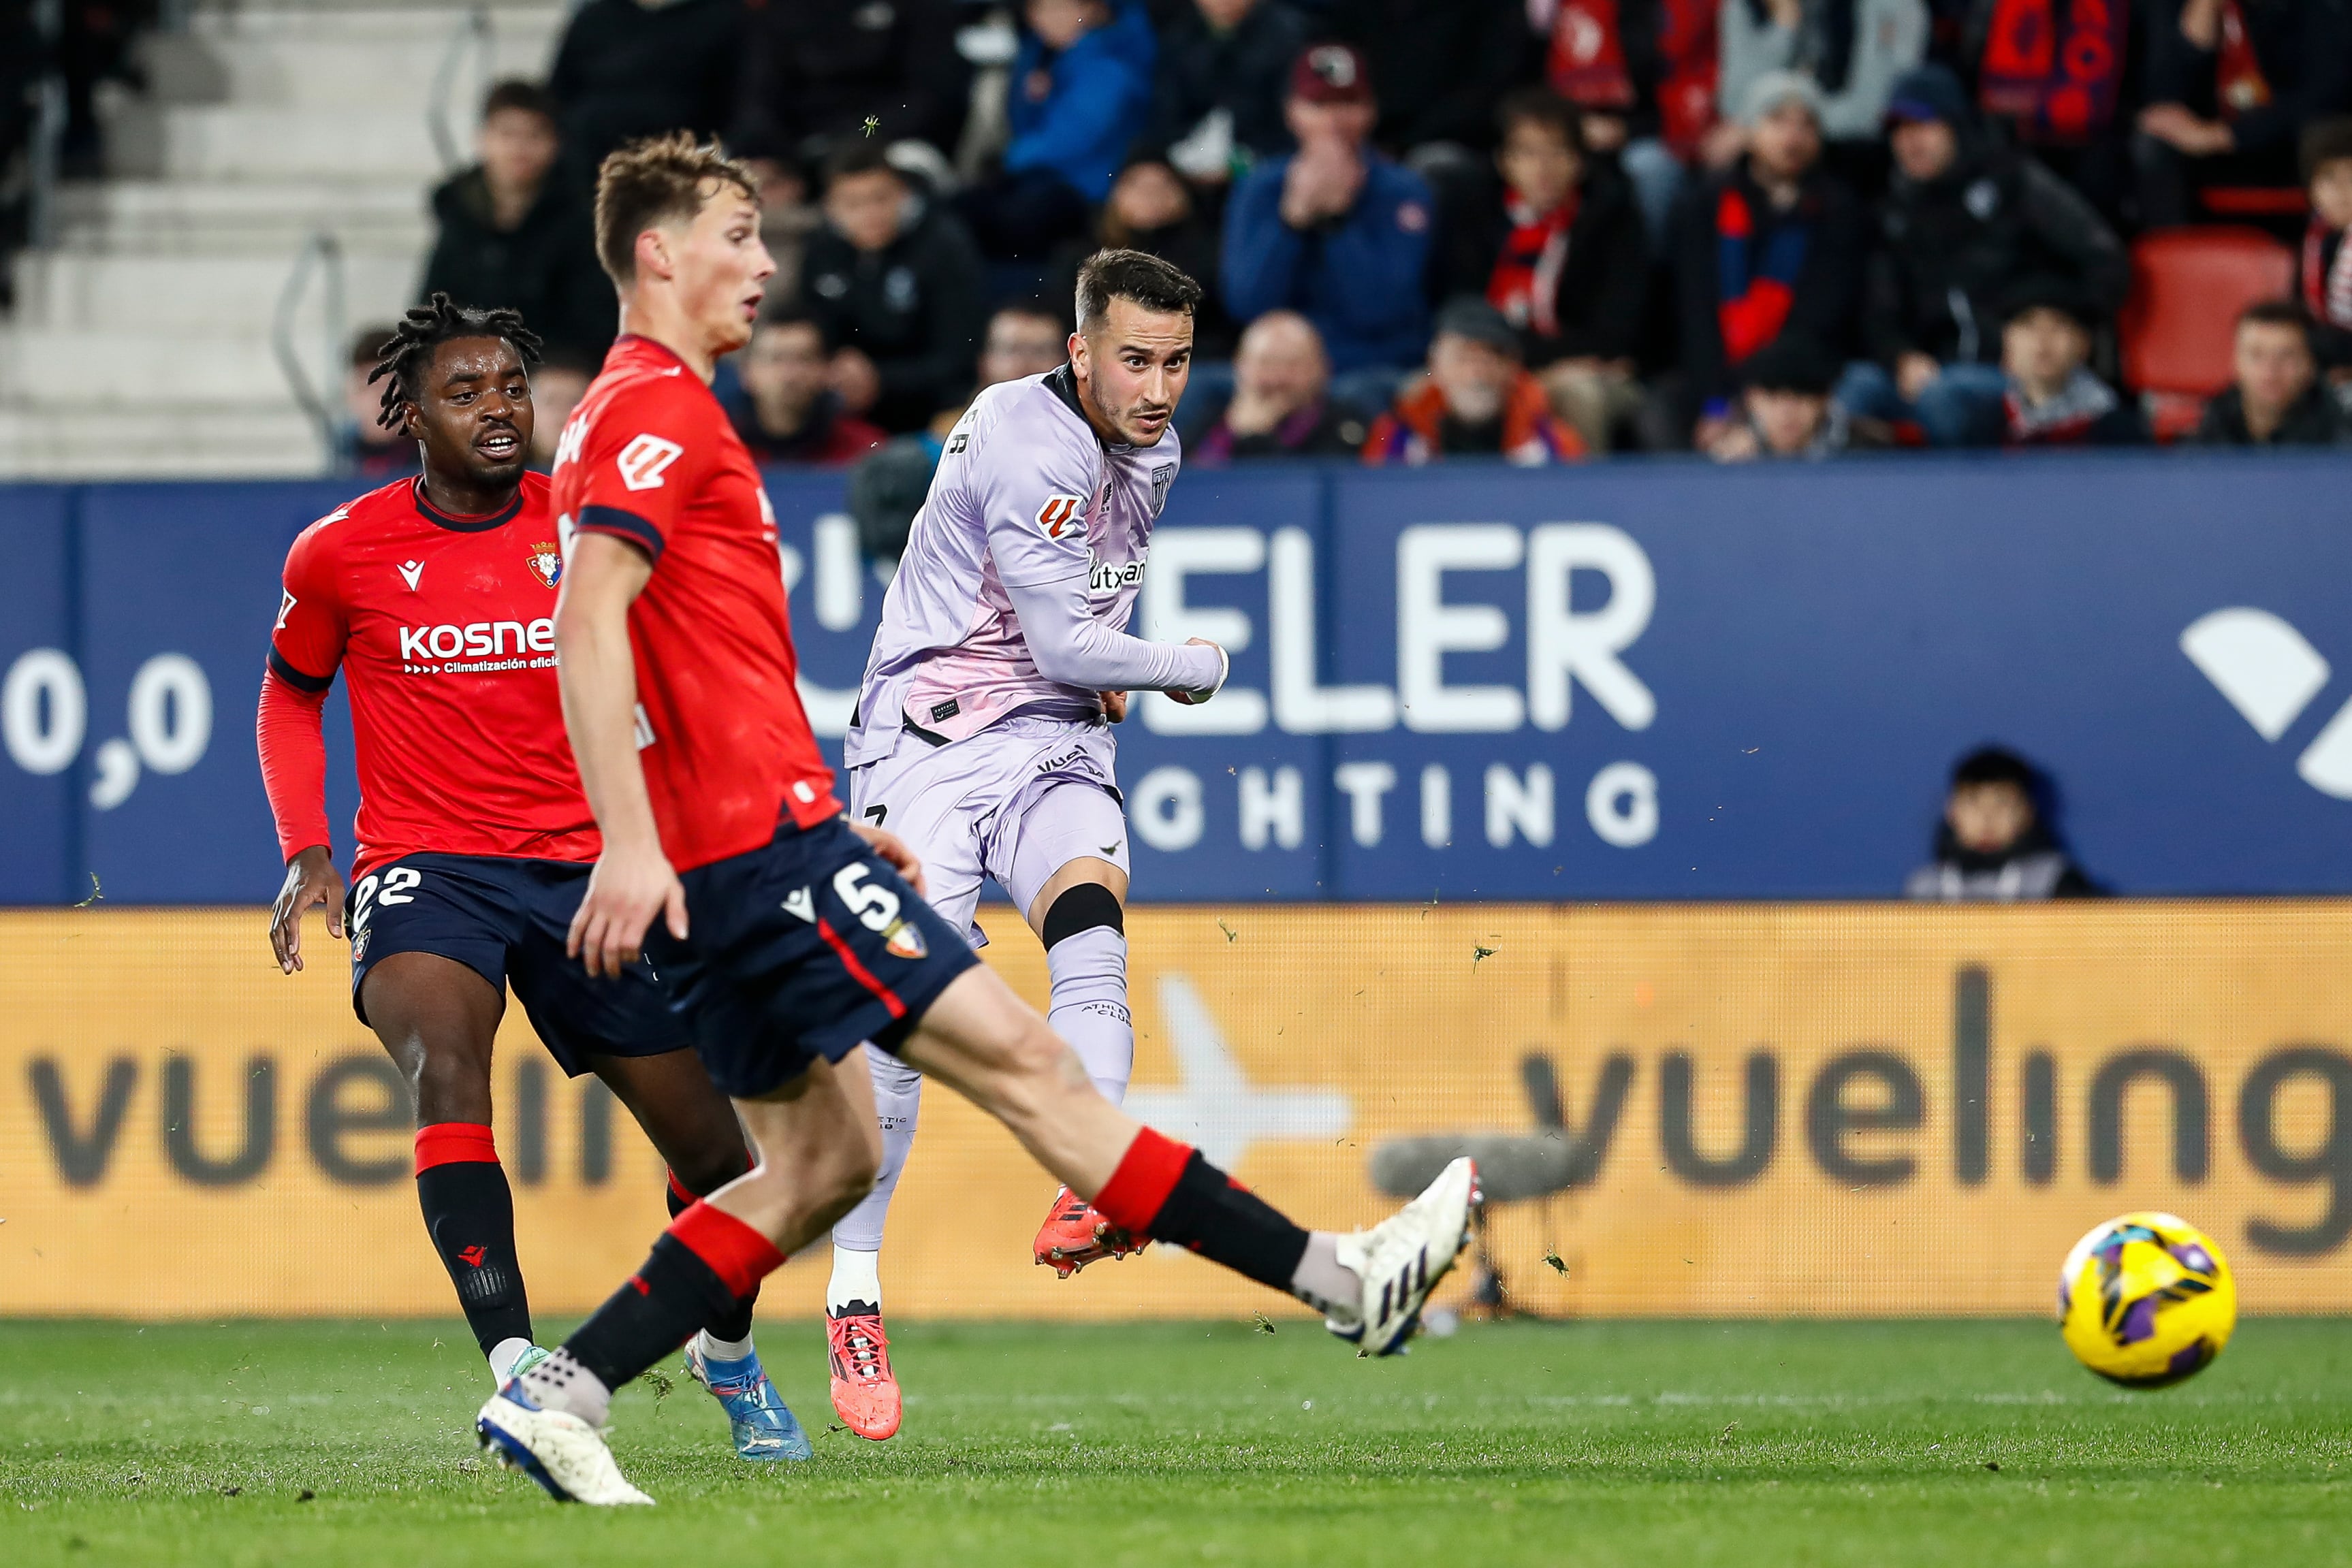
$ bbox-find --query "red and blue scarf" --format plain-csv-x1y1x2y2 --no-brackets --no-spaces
1978,0,2129,144
1716,185,1809,366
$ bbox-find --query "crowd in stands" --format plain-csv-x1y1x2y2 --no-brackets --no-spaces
360,0,2352,481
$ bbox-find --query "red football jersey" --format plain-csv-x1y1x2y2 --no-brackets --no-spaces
269,472,600,878
550,334,842,872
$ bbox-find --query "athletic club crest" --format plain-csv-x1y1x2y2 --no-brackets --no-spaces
526,541,561,589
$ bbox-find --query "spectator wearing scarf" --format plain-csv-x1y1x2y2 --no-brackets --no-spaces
1995,278,2144,447
1673,71,1865,438
1440,89,1653,451
2134,0,2352,228
1538,0,1720,248
1363,298,1587,466
2300,117,2352,376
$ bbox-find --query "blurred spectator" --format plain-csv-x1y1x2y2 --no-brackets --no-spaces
731,0,970,167
924,301,1071,441
1224,44,1439,404
57,0,156,177
2302,117,2352,378
2192,301,2349,446
1969,0,2138,221
1717,0,1929,147
722,309,889,465
1841,64,2128,447
2133,0,2352,229
419,81,613,364
1674,72,1864,445
1905,746,2097,901
550,0,742,193
960,0,1158,261
1997,278,2146,446
1324,0,1525,160
803,142,989,434
1705,332,1856,457
1443,89,1651,453
1049,159,1235,358
527,349,599,470
747,149,824,308
337,325,420,479
1143,0,1309,187
1540,0,1722,250
1363,297,1587,464
1193,310,1369,462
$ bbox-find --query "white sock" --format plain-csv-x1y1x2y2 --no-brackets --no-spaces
830,1051,922,1251
487,1336,533,1386
828,1245,883,1315
698,1329,756,1364
1046,924,1132,1104
1290,1233,1362,1326
518,1347,611,1428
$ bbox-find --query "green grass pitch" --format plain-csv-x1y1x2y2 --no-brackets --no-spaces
3,1317,2349,1566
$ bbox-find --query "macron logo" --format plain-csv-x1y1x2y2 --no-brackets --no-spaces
617,434,684,492
397,560,424,592
2182,607,2352,797
1123,974,1350,1172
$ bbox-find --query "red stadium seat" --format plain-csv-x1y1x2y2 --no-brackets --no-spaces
2118,226,2296,441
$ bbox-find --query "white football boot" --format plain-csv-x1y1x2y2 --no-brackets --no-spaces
1329,1157,1481,1356
476,1382,653,1506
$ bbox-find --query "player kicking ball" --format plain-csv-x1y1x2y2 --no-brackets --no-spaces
474,133,1476,1507
819,249,1233,1441
259,295,812,1462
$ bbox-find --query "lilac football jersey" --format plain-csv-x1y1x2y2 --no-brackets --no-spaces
846,366,1203,767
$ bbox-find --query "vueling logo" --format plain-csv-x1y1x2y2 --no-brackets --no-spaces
2182,608,2352,797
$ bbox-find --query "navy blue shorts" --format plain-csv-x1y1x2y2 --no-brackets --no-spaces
346,851,689,1075
651,817,980,1099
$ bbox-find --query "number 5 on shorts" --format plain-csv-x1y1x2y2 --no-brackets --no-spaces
833,863,902,933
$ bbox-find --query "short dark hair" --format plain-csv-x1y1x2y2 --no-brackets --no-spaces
481,78,556,125
1074,249,1202,332
593,131,759,285
368,292,542,430
823,140,902,192
1951,746,2036,791
1495,87,1584,155
1739,333,1837,395
2239,298,2315,349
2302,115,2352,183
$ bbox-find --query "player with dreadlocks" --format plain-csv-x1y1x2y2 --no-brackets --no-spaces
256,293,814,1463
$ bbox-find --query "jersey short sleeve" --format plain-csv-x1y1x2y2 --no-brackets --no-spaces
268,514,349,692
976,409,1100,591
563,378,713,563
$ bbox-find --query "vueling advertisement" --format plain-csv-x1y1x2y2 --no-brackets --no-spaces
3,903,2348,1320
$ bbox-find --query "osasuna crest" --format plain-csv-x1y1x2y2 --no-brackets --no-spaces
883,916,928,960
526,541,562,589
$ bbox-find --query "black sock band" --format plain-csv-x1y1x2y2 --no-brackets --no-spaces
1146,1151,1312,1292
565,1232,739,1392
416,1160,530,1356
667,1168,759,1343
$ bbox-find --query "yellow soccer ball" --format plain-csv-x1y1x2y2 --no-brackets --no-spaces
2057,1212,2236,1388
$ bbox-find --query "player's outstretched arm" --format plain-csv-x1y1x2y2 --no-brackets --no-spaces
554,533,687,976
1001,574,1227,699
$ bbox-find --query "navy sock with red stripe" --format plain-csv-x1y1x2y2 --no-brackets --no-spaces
666,1165,759,1345
413,1123,532,1356
1091,1128,1311,1291
562,1202,784,1393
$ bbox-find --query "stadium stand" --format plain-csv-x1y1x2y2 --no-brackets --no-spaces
0,2,564,478
2117,223,2295,440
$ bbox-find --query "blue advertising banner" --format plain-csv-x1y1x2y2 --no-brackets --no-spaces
5,452,2352,905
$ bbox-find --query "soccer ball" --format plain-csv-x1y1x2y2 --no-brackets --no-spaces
2057,1212,2236,1388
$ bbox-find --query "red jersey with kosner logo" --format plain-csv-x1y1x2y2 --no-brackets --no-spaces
550,334,841,872
261,471,600,877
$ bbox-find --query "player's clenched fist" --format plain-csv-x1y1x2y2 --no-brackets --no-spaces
1166,637,1228,707
569,837,688,976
